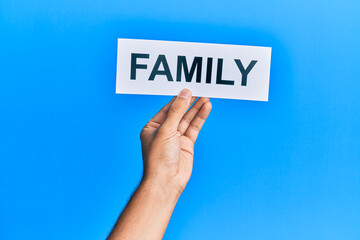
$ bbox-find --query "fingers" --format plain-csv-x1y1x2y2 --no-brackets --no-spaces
159,89,212,142
149,95,196,128
178,97,210,134
184,101,212,143
161,89,192,132
149,97,176,126
189,96,197,107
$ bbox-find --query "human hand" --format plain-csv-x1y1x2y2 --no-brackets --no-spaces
139,89,212,197
107,89,212,240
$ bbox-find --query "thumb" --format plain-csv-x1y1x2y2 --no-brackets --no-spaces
161,89,192,132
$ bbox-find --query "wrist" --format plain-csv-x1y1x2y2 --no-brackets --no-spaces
140,175,183,202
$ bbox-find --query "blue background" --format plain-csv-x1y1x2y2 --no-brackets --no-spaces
1,0,359,239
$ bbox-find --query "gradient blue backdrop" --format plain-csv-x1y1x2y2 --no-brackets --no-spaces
1,1,359,239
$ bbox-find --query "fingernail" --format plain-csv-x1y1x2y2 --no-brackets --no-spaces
178,89,191,100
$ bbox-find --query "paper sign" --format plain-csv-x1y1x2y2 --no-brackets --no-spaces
116,39,271,101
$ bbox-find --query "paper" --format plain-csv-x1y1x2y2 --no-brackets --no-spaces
116,38,272,101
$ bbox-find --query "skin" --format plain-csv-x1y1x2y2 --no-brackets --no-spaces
108,89,212,240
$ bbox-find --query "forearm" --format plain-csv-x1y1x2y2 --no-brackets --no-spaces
108,178,181,240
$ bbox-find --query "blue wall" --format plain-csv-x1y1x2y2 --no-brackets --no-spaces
1,1,359,239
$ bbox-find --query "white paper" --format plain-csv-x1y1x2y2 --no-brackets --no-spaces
116,38,271,101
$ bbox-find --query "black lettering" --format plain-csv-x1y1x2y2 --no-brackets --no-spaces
130,53,149,80
216,58,234,85
234,59,257,86
176,56,202,83
206,57,213,84
149,55,173,81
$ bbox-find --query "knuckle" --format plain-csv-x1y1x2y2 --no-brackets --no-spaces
140,124,149,139
170,103,181,113
190,123,201,132
140,129,146,139
182,115,192,124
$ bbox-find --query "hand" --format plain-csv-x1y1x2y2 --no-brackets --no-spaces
107,89,212,240
140,89,212,196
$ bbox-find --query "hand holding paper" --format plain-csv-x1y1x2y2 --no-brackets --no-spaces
140,88,212,193
108,89,212,240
